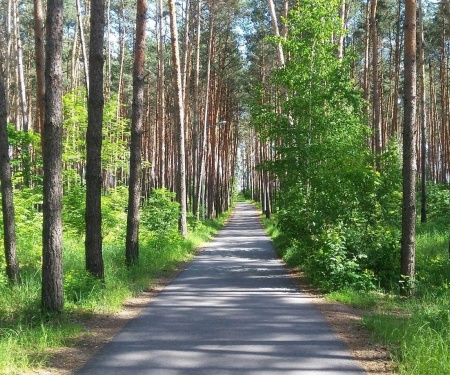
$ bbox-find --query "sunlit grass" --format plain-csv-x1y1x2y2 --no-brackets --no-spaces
0,207,231,373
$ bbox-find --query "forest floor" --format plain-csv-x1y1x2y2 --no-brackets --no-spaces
27,244,394,375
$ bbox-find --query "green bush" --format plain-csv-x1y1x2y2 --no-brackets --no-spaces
141,188,179,236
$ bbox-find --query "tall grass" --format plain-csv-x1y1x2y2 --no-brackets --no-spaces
0,187,231,374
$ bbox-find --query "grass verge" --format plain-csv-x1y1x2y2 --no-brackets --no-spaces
0,211,231,375
260,207,450,375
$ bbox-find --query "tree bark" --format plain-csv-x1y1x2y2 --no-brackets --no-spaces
418,0,427,224
0,72,20,285
168,0,188,237
76,0,90,95
157,0,166,188
13,0,30,185
42,0,64,313
33,0,45,142
266,0,285,67
192,0,202,217
85,0,105,280
126,0,147,267
371,0,382,167
401,0,417,295
197,1,214,221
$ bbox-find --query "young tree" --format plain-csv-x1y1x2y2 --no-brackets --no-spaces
168,0,188,237
401,0,417,294
125,0,147,267
42,0,64,313
85,0,105,280
0,72,20,285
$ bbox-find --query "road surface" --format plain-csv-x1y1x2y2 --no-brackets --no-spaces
77,202,365,374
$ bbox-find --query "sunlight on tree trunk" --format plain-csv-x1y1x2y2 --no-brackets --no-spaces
125,0,147,267
401,0,417,296
42,0,64,313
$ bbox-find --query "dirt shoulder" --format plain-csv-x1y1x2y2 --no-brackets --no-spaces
29,247,394,375
286,270,394,374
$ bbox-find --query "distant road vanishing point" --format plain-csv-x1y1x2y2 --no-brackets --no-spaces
77,202,366,375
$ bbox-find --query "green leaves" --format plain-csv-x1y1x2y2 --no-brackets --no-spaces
249,0,403,291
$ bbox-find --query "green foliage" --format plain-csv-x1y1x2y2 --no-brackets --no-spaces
62,89,130,187
249,0,403,292
141,189,180,235
102,186,129,241
7,124,42,186
0,183,231,372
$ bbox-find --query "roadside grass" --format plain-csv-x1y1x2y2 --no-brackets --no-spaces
261,207,450,375
0,210,230,374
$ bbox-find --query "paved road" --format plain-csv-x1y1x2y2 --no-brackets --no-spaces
77,203,365,374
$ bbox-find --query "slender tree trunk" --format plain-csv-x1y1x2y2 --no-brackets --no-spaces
76,0,89,95
192,0,201,217
266,0,285,66
401,0,417,295
6,0,12,123
13,0,30,186
116,1,126,121
419,0,427,224
157,0,166,188
197,1,214,221
338,0,347,60
33,0,45,141
106,0,112,98
42,0,64,313
363,1,370,127
168,0,188,237
125,0,147,267
0,72,20,285
85,0,105,280
391,1,401,137
71,22,79,90
371,0,382,167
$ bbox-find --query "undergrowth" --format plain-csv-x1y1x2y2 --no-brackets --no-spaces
0,187,230,374
260,183,450,375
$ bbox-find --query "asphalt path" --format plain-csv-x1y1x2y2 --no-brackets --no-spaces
77,202,365,374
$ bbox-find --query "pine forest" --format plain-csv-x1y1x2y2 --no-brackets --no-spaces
2,0,450,373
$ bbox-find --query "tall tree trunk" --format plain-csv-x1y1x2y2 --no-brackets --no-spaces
116,0,126,120
105,0,112,98
192,0,201,217
401,0,417,295
157,0,166,188
0,71,20,285
168,0,188,237
266,0,285,67
371,0,382,167
85,0,105,280
6,0,12,124
363,1,370,125
33,0,45,142
419,0,427,224
391,1,401,137
338,0,347,60
76,0,89,95
197,1,214,221
125,0,147,267
13,0,30,186
42,0,64,313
